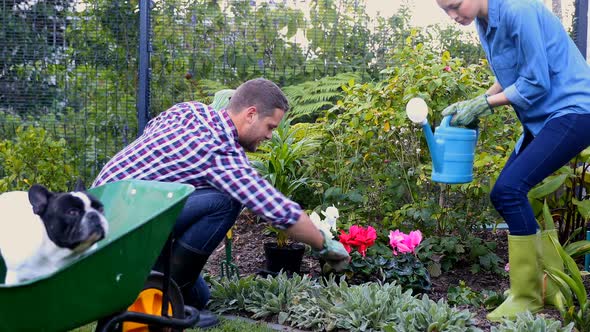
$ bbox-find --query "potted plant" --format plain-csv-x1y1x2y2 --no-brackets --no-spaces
250,119,321,275
263,205,340,274
263,226,306,274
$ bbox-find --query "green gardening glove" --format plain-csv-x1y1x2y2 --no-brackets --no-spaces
316,230,350,272
441,94,493,127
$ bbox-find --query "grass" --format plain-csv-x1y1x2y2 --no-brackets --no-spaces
71,317,275,332
190,317,275,331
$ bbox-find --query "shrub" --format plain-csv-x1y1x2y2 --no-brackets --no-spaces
0,126,77,192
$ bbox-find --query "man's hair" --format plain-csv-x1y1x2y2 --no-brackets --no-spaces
227,78,289,117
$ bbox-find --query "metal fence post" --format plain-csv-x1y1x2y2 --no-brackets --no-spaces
576,0,590,270
137,0,151,136
575,0,588,58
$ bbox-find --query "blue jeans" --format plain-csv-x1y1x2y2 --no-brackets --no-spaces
173,188,242,309
490,113,590,235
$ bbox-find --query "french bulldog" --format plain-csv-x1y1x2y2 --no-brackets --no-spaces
0,184,108,285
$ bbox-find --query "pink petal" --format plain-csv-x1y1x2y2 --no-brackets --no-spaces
408,230,423,247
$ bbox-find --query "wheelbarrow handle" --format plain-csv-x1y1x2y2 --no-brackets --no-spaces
96,306,200,331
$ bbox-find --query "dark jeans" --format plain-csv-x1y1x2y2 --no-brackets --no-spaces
173,188,242,309
490,113,590,235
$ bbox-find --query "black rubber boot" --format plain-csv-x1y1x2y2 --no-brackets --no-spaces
154,240,220,329
194,310,220,329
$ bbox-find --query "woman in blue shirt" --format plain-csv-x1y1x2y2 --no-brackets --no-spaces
436,0,590,321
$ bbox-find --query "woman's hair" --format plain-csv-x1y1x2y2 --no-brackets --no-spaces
228,78,289,117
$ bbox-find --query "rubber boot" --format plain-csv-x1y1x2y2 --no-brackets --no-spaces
540,229,566,310
487,234,543,322
154,240,220,329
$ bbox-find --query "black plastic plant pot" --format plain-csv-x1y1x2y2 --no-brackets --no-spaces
263,242,305,274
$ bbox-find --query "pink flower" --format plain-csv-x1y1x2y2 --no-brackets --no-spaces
407,230,423,249
443,65,451,72
389,230,408,255
388,229,423,255
504,263,510,272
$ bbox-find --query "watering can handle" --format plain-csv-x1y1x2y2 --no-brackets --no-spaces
441,114,479,135
441,115,453,128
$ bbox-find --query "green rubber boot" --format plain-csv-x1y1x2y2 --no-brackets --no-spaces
540,229,566,310
487,234,543,322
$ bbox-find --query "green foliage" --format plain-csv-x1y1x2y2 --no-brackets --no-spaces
416,235,505,277
309,31,500,232
339,250,431,294
538,200,590,259
0,126,77,192
491,311,574,332
323,282,417,331
427,24,485,65
389,199,442,235
464,236,504,275
447,281,483,307
1,0,66,112
447,281,500,309
416,236,464,277
209,273,481,332
545,233,590,331
386,295,481,332
282,72,362,122
209,272,317,319
251,118,319,199
263,226,289,248
250,118,321,246
306,0,372,77
529,147,590,242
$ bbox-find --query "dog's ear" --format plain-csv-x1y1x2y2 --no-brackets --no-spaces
74,178,86,192
29,184,52,216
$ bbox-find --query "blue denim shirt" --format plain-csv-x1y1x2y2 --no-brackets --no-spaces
476,0,590,151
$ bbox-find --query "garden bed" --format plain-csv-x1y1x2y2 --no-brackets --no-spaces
204,212,581,331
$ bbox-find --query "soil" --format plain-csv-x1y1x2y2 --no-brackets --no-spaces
204,211,581,331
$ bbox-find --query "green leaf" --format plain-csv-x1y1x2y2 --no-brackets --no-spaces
427,262,442,278
564,240,590,258
546,267,582,307
278,311,289,324
528,174,568,199
542,200,555,231
551,236,587,306
572,198,590,219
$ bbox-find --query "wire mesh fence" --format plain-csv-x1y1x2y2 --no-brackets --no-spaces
0,0,137,184
0,0,488,187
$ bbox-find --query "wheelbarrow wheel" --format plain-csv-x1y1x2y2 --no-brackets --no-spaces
122,271,185,332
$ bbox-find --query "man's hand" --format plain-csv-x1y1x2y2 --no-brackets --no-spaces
441,94,493,127
317,230,350,271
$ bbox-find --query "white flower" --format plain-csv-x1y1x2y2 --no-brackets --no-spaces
310,211,322,224
323,205,339,219
321,205,339,232
310,211,334,239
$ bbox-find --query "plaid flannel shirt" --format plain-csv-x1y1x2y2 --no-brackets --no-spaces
92,101,302,229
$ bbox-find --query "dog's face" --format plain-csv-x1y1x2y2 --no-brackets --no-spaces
28,184,108,253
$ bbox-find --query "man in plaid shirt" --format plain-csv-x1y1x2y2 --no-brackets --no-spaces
92,78,349,328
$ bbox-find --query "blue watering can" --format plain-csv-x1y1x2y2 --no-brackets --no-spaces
406,98,478,184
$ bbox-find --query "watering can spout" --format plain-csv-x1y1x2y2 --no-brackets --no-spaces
422,121,442,174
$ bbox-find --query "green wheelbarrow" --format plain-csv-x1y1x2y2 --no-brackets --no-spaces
0,179,199,332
